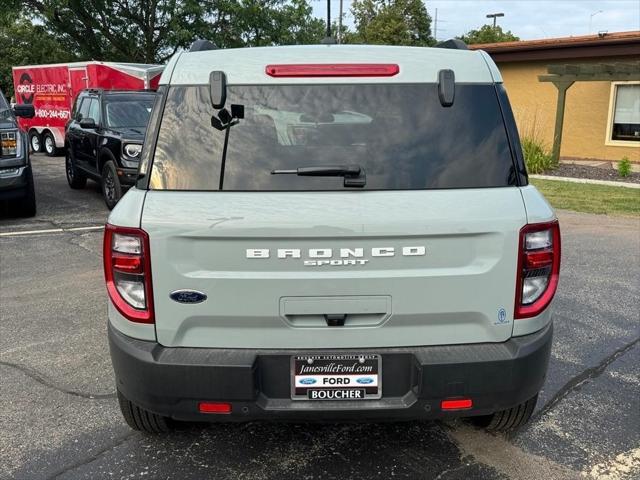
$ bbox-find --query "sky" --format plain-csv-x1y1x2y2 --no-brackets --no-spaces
312,0,640,41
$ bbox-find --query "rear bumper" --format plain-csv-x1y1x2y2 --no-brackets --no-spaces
108,321,552,422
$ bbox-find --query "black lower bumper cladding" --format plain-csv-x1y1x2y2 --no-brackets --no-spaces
108,322,552,422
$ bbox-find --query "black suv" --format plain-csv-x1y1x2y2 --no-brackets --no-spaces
65,89,156,209
0,90,36,217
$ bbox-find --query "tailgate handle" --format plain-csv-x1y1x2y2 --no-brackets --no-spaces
324,314,346,327
280,296,391,328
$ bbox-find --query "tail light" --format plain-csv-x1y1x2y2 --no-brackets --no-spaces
515,221,561,319
103,224,154,323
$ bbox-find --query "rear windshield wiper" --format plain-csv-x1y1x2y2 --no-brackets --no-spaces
271,165,366,187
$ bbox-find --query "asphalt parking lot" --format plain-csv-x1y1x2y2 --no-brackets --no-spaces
1,154,639,480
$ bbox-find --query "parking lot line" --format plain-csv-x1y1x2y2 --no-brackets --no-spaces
0,225,104,237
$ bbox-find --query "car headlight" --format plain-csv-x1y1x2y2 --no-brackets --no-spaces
1,130,22,157
124,143,142,158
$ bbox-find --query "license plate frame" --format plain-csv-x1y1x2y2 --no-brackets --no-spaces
291,354,382,400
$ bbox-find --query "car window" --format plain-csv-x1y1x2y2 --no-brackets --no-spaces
77,98,91,121
150,84,517,191
87,98,100,124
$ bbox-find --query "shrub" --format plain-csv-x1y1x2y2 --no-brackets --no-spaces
521,137,555,174
618,157,632,178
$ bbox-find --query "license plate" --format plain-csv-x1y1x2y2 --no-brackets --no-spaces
291,354,381,400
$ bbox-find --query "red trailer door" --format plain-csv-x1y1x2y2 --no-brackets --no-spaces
69,68,88,100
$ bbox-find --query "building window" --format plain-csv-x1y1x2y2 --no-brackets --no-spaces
607,83,640,145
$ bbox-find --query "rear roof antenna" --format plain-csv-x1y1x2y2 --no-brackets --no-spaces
321,0,337,44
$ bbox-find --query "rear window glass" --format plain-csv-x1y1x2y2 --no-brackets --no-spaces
149,84,516,191
104,95,155,129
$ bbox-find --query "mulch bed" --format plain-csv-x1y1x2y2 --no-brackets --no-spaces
540,164,640,184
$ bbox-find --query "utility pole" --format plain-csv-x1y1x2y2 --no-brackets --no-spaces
338,0,343,44
434,8,438,41
589,10,603,34
486,12,504,28
321,0,335,43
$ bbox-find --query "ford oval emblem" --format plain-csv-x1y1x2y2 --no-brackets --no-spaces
170,290,207,304
299,378,317,385
356,377,374,385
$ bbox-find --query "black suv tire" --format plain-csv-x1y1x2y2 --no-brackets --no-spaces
15,168,36,218
101,160,122,210
65,150,87,189
470,394,538,432
117,390,171,433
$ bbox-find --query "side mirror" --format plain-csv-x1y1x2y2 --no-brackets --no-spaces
210,71,227,109
79,118,97,129
13,104,35,119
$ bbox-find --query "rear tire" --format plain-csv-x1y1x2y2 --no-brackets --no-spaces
470,394,538,432
42,131,58,156
101,160,122,210
65,150,87,189
29,130,41,153
117,390,171,433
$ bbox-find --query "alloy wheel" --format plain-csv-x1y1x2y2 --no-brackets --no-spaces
104,170,116,203
31,135,40,152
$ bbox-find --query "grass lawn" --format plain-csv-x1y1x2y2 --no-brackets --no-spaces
531,179,640,217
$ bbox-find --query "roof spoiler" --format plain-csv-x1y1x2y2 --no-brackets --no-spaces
434,39,468,50
190,39,217,52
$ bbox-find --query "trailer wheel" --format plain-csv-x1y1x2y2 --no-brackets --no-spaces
42,131,58,156
29,131,41,153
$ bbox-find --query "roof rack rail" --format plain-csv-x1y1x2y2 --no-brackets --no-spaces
434,39,468,50
190,39,217,52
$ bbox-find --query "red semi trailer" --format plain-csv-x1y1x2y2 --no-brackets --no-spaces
12,61,163,155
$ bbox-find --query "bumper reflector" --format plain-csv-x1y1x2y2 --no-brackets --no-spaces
198,402,232,414
441,398,473,410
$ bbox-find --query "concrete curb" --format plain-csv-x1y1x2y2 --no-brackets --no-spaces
530,175,640,189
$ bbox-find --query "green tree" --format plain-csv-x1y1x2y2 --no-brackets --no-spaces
349,0,434,46
19,0,325,64
230,0,325,46
458,24,519,45
0,7,77,96
21,0,212,63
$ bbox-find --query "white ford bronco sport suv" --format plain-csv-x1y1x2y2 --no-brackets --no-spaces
105,41,560,433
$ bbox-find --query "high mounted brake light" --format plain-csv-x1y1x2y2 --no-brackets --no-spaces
515,221,561,319
265,64,400,78
103,224,154,323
